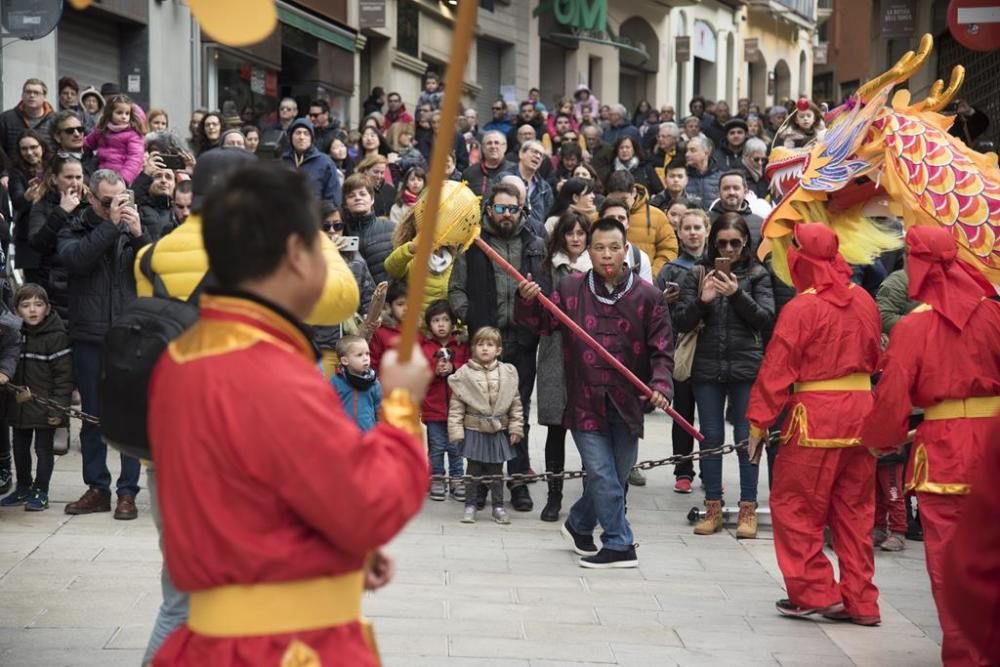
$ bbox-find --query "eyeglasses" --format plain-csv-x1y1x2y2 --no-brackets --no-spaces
322,221,346,233
750,157,766,164
60,126,84,135
308,112,321,117
492,203,521,216
715,238,744,250
23,89,44,97
280,106,295,112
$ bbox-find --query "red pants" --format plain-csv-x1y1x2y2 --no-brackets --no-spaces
771,444,879,617
917,492,990,667
874,462,907,534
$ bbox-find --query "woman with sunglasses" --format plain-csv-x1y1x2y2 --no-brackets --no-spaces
674,212,775,539
313,201,375,378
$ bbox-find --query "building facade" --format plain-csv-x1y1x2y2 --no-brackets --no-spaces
742,0,817,107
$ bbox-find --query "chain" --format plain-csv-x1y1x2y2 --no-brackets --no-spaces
0,383,773,480
430,439,761,485
2,383,101,426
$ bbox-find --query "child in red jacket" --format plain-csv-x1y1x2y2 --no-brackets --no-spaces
369,280,407,374
420,300,468,501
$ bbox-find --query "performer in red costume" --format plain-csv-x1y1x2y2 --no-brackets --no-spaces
943,415,1000,666
746,223,882,624
148,163,431,667
863,226,1000,667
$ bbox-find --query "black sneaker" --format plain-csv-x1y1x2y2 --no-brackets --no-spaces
579,545,638,569
510,485,533,512
560,521,599,556
0,468,12,496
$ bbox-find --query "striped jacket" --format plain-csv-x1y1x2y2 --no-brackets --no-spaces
8,311,72,429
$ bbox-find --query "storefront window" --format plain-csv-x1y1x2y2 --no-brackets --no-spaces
211,48,279,131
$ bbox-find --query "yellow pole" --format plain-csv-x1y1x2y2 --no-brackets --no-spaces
396,0,479,362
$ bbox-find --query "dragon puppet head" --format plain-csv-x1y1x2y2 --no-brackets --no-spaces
761,33,1000,287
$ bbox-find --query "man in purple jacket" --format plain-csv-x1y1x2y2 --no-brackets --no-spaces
517,217,673,569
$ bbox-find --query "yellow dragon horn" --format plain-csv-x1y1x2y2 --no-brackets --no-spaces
920,66,965,112
856,33,933,102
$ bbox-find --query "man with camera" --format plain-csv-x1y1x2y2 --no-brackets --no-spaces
57,169,149,520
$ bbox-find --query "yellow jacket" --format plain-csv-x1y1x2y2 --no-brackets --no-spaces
383,243,453,314
627,185,678,276
134,215,359,326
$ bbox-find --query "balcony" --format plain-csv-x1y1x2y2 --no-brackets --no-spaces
817,0,833,22
748,0,817,27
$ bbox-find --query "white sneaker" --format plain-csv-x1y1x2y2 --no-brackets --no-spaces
461,506,476,523
492,506,511,525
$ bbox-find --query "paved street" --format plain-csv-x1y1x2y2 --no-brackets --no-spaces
0,412,942,666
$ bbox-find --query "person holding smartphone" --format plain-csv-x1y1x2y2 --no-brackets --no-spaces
673,211,774,538
655,207,708,494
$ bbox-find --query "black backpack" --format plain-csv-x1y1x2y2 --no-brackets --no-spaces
98,243,209,460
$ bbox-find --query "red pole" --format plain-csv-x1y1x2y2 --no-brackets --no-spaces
475,238,704,442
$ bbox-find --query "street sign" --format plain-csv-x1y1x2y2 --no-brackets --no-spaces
948,0,1000,51
1,0,62,40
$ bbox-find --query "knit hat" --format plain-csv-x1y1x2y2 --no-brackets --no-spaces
100,82,121,97
905,226,995,330
724,118,748,133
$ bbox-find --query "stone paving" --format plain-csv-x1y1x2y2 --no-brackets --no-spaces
0,412,942,666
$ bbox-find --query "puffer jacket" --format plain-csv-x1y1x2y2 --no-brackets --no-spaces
133,215,359,328
331,371,382,433
57,206,150,342
447,359,524,443
8,311,73,429
0,102,54,156
708,198,764,251
27,193,74,319
674,260,775,383
627,184,679,276
139,195,179,242
344,210,395,285
685,158,723,209
82,126,144,184
0,309,22,382
384,244,454,314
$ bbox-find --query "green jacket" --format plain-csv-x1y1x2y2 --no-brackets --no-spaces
876,269,919,335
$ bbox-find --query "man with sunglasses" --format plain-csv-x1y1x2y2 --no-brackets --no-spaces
449,182,545,513
483,98,513,137
308,99,338,155
0,78,55,157
48,110,98,177
709,171,764,251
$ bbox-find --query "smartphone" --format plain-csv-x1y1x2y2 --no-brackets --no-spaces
160,153,186,170
714,257,732,276
341,236,360,252
124,190,135,206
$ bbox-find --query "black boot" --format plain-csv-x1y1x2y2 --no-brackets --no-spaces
540,478,563,522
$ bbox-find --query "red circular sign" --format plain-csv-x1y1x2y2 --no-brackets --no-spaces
948,0,1000,51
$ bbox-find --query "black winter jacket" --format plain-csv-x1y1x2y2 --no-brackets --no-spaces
344,210,395,285
26,193,74,319
139,195,179,242
674,260,775,383
0,309,22,381
57,207,150,342
685,159,723,210
10,168,43,271
0,104,54,157
8,311,72,429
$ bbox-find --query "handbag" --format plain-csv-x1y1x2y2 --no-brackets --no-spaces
672,266,705,382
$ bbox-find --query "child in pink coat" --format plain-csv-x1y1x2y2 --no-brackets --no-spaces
83,93,145,184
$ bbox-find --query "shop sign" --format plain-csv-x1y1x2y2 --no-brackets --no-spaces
814,42,828,65
534,0,649,63
744,38,761,63
359,0,385,29
675,36,691,62
880,0,916,36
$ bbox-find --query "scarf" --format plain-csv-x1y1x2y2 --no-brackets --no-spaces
787,223,853,307
614,156,639,173
587,269,636,305
905,226,995,330
107,122,132,133
742,154,763,180
401,189,420,206
340,367,377,391
429,248,453,275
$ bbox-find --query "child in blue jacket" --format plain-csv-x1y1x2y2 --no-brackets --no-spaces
331,335,382,432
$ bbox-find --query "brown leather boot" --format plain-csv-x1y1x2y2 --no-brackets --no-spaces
114,494,138,520
736,501,758,539
65,488,111,515
693,500,724,535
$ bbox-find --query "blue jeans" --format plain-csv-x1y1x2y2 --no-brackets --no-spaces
568,403,638,552
143,466,189,664
693,381,758,503
73,341,141,496
426,421,463,478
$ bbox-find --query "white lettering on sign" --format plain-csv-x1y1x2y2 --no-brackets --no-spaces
956,7,1000,23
